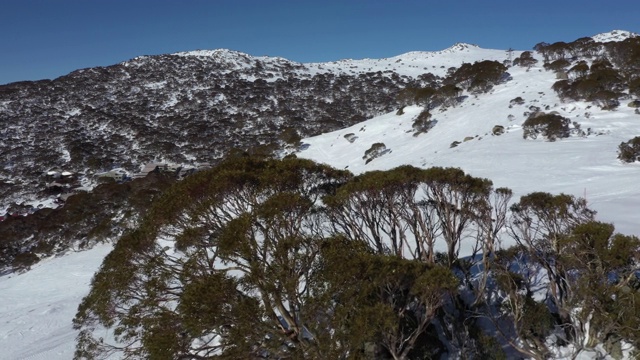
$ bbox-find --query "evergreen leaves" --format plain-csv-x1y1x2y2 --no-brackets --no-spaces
73,157,640,359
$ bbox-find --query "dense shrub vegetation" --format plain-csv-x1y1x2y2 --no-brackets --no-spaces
362,142,389,164
0,172,176,269
618,136,640,162
540,36,640,110
73,157,640,360
522,113,571,141
445,60,509,93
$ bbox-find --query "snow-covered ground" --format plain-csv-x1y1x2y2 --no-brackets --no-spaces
0,244,113,360
1,31,639,359
298,64,640,238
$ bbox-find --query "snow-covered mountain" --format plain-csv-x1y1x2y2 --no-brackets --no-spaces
591,29,639,43
1,30,640,359
297,69,640,236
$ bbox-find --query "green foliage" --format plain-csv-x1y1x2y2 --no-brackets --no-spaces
520,297,555,343
73,156,354,359
558,221,640,349
543,59,571,72
362,142,388,164
446,60,508,93
72,155,639,359
522,113,571,141
618,136,640,162
412,110,435,135
315,237,458,359
513,51,538,68
396,87,438,108
279,126,302,147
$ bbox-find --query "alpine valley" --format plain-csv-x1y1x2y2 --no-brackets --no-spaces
0,30,639,360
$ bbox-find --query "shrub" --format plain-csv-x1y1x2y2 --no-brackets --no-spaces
412,110,436,135
396,87,438,108
522,114,571,141
513,51,538,68
363,143,388,164
278,127,302,147
437,84,463,106
618,136,640,162
629,78,640,97
446,60,508,93
343,133,358,143
589,90,620,110
11,252,39,270
543,59,571,72
510,97,525,106
568,61,589,79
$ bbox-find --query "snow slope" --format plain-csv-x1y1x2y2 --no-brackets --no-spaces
0,244,113,360
298,57,640,238
168,43,516,80
2,31,639,359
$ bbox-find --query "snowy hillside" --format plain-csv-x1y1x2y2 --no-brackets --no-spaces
298,55,640,237
0,244,113,359
1,30,640,359
591,29,639,43
170,43,515,79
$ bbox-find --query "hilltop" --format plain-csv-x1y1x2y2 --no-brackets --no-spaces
0,30,639,359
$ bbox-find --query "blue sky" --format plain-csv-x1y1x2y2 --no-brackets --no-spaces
1,0,638,85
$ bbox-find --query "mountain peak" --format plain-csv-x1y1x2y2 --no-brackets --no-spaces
591,30,639,43
443,42,480,52
172,48,250,58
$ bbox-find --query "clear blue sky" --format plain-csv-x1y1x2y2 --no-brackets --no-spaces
1,0,638,85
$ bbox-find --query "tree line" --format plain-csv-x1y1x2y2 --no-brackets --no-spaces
73,156,640,359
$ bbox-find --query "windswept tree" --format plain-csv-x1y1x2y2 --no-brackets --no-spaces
508,192,595,339
445,60,509,94
314,236,458,360
558,221,640,351
325,166,506,269
73,156,353,359
513,51,538,69
618,136,640,162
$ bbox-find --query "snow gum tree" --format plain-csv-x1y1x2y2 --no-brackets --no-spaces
558,221,640,352
73,157,464,360
324,165,506,269
73,156,353,359
73,156,638,359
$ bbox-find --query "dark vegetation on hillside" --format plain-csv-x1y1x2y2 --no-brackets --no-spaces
0,55,425,208
618,136,640,162
0,56,431,271
73,156,640,360
538,36,640,110
1,33,640,358
0,172,175,270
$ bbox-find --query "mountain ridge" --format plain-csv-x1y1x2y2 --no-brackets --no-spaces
1,29,640,360
1,29,639,266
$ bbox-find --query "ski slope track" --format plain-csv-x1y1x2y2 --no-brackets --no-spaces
1,30,639,359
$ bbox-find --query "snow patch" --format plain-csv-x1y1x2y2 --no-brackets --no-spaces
592,30,639,43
